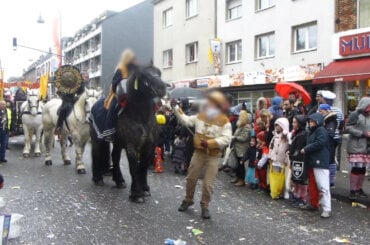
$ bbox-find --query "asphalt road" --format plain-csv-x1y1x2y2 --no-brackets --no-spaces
0,136,369,245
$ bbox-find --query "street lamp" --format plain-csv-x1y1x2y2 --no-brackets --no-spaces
37,13,45,24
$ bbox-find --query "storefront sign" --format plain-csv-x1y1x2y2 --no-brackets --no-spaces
171,63,322,88
339,31,370,56
284,64,322,82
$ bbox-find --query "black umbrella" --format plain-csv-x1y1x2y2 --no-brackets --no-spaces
169,87,204,99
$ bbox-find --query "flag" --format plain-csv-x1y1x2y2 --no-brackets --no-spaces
39,73,49,100
53,17,62,67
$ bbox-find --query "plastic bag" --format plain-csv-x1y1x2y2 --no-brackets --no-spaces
269,166,285,199
222,145,232,166
226,149,238,170
284,167,292,194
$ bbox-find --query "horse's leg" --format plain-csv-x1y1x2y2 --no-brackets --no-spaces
111,143,126,188
34,125,43,157
90,126,105,185
22,125,31,158
126,145,144,203
59,131,71,165
43,126,54,165
74,137,86,174
139,147,155,197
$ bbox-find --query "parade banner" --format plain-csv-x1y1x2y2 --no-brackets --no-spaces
4,81,39,90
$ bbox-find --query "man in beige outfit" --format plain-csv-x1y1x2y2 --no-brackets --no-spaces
172,91,232,219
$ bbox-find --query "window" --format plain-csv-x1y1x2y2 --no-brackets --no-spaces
186,0,198,19
163,49,173,68
293,22,317,52
358,0,370,28
226,40,242,63
256,0,275,11
226,0,242,20
256,33,275,59
186,42,198,63
163,8,173,28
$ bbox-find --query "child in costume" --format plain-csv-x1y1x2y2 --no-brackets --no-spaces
243,137,259,189
268,117,290,199
172,135,187,174
289,115,308,207
256,131,269,193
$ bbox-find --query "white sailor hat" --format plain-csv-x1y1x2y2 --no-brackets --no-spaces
321,90,336,100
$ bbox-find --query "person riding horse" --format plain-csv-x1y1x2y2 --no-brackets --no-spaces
102,49,137,141
54,65,85,134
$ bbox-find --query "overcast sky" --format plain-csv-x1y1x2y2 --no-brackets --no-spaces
0,0,144,80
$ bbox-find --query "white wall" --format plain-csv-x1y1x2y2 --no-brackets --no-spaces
217,0,335,75
153,0,216,81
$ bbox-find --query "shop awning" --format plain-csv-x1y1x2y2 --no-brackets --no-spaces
313,57,370,84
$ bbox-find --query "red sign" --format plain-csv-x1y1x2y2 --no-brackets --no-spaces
339,31,370,56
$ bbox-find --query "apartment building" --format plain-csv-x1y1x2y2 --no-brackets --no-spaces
216,0,336,106
63,0,153,93
153,0,217,82
314,0,370,114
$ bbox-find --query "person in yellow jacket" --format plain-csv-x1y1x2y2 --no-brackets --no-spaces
173,91,232,219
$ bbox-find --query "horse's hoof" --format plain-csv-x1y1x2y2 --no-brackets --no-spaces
94,180,105,186
77,169,86,174
144,191,151,197
116,182,127,189
34,152,41,157
23,153,30,158
129,196,145,203
45,160,52,166
64,160,72,165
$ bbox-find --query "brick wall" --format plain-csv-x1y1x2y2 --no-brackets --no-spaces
335,0,357,32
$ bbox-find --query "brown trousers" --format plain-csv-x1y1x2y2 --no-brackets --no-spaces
184,150,219,208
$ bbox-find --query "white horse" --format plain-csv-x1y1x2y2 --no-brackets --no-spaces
42,89,99,174
21,90,43,158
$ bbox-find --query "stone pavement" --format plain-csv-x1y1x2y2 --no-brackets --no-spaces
0,136,369,245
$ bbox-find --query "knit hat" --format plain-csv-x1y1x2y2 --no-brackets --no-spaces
318,104,331,111
275,117,289,135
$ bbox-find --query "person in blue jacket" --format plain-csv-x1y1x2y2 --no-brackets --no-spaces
301,112,331,218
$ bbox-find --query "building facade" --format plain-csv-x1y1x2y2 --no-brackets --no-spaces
313,0,370,114
153,0,217,82
63,0,153,94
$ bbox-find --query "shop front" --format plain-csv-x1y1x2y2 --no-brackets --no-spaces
313,28,370,115
171,63,323,112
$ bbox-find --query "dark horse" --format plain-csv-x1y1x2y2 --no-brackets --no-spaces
90,64,167,203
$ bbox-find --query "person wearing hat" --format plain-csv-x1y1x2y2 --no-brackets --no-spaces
308,90,325,115
172,90,232,219
301,113,331,218
319,104,338,187
55,65,85,134
321,90,344,186
346,97,370,200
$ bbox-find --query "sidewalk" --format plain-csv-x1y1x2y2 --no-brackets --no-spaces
331,171,370,206
332,136,370,206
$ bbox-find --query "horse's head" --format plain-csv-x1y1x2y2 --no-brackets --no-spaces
127,64,167,101
84,89,98,122
27,95,40,116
